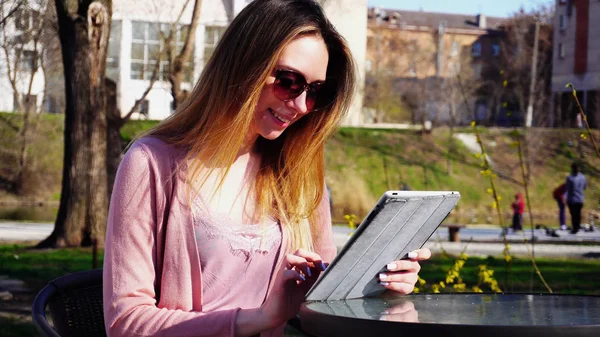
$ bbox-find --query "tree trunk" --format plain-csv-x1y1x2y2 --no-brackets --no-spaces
169,0,202,109
37,0,111,248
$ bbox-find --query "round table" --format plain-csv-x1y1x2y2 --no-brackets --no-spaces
299,293,600,337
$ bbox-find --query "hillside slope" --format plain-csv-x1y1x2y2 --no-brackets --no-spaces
1,113,598,226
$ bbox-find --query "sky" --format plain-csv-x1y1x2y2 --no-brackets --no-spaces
368,0,553,17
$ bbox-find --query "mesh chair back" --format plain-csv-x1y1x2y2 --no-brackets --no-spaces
32,269,106,337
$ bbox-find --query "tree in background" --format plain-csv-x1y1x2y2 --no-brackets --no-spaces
0,0,58,194
37,0,111,248
167,0,201,110
482,5,554,127
106,0,202,193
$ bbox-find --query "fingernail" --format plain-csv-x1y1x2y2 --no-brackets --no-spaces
387,263,397,271
306,268,312,277
379,316,388,321
299,273,306,281
380,281,390,286
380,311,389,315
320,261,327,270
408,251,418,259
379,273,387,281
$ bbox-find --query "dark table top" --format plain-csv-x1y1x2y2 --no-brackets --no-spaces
299,293,600,337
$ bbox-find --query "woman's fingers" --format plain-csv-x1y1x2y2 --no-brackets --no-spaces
378,271,418,287
283,269,307,283
292,249,327,271
404,248,431,261
380,281,415,294
386,260,421,273
286,250,327,277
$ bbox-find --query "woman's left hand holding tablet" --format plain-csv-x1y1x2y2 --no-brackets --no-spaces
379,248,431,294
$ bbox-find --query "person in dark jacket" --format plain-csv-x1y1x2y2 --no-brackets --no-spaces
566,162,586,234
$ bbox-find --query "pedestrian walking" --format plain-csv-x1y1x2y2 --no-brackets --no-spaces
566,162,586,234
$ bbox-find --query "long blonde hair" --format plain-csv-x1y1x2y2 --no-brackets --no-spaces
146,0,355,251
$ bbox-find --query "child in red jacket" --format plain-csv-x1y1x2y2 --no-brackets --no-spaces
511,193,525,232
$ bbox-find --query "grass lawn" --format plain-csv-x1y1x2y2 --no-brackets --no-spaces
1,243,599,336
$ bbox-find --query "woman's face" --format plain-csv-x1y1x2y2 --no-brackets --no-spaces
250,35,329,140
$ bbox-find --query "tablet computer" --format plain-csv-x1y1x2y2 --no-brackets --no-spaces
306,190,460,301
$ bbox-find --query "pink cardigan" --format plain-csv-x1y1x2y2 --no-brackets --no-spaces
103,137,336,337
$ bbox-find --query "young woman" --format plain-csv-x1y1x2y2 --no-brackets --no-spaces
103,1,430,336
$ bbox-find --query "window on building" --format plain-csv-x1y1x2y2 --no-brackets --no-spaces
451,41,459,56
472,42,482,57
491,43,500,57
449,61,461,76
473,63,483,78
407,39,417,52
14,9,34,31
558,43,565,59
559,15,566,31
20,50,37,71
131,21,193,82
204,26,227,63
107,20,121,82
408,62,416,77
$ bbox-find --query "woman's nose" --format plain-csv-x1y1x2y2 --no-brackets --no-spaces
288,90,309,115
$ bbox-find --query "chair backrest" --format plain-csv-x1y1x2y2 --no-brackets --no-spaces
32,269,106,337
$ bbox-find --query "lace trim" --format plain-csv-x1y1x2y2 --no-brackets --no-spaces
192,196,281,261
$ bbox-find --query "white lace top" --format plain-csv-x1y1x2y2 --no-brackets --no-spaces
192,197,282,311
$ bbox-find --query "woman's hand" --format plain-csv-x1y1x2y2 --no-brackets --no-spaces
260,249,327,328
378,248,431,294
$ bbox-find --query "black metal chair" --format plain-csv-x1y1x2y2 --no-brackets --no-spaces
31,269,106,337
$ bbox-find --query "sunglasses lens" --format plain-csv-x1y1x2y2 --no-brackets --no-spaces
273,71,305,100
273,70,332,111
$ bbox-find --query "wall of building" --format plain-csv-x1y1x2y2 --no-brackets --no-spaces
321,0,368,126
552,0,600,93
112,0,232,120
114,0,367,123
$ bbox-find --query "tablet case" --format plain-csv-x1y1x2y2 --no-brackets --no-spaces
306,191,460,301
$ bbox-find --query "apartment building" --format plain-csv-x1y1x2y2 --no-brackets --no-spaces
365,8,505,124
0,0,367,125
552,0,600,128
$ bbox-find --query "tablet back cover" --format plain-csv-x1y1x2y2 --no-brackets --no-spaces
306,191,460,301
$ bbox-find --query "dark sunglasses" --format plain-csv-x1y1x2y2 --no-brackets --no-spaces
273,69,332,112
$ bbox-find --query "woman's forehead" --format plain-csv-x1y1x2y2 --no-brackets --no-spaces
277,35,329,83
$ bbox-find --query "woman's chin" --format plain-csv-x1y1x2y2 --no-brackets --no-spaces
259,130,285,140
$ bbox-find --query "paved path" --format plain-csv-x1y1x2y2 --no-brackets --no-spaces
1,221,599,259
332,225,600,259
0,222,53,242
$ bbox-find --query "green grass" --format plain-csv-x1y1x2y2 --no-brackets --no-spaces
419,255,600,295
1,244,599,336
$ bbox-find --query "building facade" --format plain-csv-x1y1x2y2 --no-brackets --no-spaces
552,0,600,128
0,0,367,125
364,8,505,125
